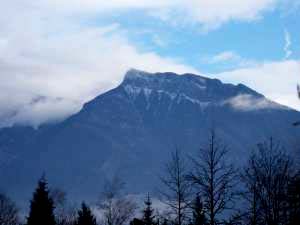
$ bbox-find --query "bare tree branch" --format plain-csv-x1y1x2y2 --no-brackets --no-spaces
98,175,137,225
241,138,295,225
159,149,193,225
0,193,19,225
188,130,237,225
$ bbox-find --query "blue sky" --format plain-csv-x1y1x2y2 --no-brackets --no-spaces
107,5,300,73
0,0,299,127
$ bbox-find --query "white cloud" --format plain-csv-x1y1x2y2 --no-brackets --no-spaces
206,51,242,64
35,0,281,30
284,30,292,59
216,60,300,110
178,0,278,31
201,51,256,71
224,94,289,111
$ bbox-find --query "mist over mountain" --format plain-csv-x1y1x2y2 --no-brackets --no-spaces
0,69,299,205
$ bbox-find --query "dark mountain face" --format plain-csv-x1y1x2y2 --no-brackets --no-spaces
1,69,300,204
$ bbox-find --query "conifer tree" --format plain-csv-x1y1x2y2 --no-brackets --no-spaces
76,202,97,225
27,176,56,225
191,196,206,225
143,194,155,225
130,218,144,225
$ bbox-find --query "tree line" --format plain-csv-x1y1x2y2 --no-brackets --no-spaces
1,132,299,225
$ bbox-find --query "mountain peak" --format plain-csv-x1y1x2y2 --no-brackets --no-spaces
123,68,182,84
121,69,262,103
124,68,151,80
123,68,208,84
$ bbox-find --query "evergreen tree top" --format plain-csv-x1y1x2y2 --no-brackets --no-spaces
143,193,155,225
27,176,56,225
76,202,97,225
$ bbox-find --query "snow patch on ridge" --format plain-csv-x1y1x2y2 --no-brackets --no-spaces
124,84,211,109
176,93,210,108
124,84,177,101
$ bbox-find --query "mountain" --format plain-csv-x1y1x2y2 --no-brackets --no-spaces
0,69,300,205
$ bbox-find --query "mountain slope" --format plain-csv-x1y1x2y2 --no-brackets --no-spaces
0,69,299,204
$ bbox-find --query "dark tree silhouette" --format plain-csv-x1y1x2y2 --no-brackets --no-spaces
241,152,263,225
76,202,97,225
0,193,19,225
241,138,294,225
161,219,168,225
191,195,207,225
130,218,144,225
188,131,237,225
287,172,300,225
142,194,155,225
159,149,192,225
26,176,56,225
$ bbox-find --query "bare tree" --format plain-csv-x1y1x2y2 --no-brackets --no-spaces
240,153,262,225
0,193,19,225
50,188,77,225
241,138,294,225
98,176,137,225
159,149,192,225
188,131,237,225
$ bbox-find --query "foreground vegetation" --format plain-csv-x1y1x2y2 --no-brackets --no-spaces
1,132,300,225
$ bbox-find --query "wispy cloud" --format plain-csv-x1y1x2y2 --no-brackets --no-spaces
152,34,167,47
284,29,292,59
206,51,242,64
201,51,256,70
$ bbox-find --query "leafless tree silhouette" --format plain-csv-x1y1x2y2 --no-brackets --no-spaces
0,193,19,225
188,131,237,225
50,188,77,225
98,176,137,225
241,138,295,225
159,149,192,225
